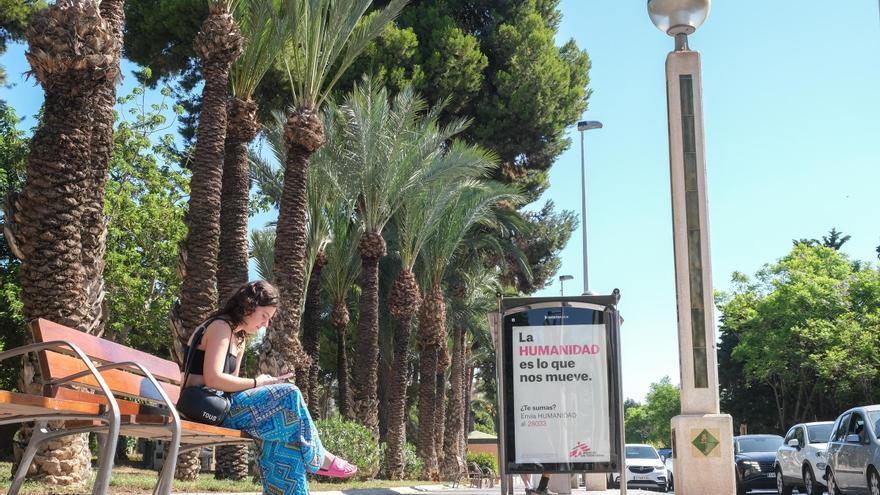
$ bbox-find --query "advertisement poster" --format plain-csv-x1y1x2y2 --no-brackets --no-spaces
512,323,610,464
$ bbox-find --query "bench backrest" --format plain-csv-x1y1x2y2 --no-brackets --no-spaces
30,319,182,409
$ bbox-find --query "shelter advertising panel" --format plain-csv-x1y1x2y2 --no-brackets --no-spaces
498,296,622,474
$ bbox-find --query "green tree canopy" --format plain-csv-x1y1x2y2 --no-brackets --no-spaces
102,78,189,357
718,243,880,432
623,377,680,447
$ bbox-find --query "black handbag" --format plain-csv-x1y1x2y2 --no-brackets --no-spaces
175,321,231,425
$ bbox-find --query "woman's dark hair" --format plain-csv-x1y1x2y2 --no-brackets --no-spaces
216,280,279,332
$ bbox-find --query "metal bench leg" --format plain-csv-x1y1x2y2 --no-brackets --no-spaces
93,411,121,495
152,422,182,495
8,421,49,495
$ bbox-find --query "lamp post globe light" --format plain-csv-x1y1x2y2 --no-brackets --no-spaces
648,1,736,493
647,0,710,35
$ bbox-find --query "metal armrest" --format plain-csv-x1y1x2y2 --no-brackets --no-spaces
0,340,121,419
0,340,122,495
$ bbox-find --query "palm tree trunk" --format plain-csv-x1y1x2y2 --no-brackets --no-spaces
302,251,327,413
416,345,438,480
416,282,445,480
174,9,243,481
81,0,124,337
384,269,421,479
14,1,119,486
442,324,466,479
352,230,386,437
433,370,446,469
216,97,257,303
332,301,352,419
258,107,323,383
214,97,258,482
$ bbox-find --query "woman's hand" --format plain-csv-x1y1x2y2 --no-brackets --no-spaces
255,374,276,387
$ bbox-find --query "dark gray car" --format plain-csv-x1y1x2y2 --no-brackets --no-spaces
825,405,880,495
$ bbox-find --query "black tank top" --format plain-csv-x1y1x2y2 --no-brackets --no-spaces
183,317,239,377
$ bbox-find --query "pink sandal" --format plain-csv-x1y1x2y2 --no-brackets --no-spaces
317,456,358,478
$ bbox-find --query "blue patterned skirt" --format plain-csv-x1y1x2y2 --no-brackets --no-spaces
221,383,325,495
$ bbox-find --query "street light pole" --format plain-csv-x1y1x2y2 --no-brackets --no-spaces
559,274,573,297
577,120,602,295
648,1,734,494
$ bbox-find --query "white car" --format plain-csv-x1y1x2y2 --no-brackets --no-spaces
775,421,834,495
608,444,668,492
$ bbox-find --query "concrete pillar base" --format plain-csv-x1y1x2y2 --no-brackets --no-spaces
548,474,572,494
671,414,736,495
583,472,607,491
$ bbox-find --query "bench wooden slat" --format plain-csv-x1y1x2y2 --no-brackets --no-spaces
0,390,103,416
43,352,181,403
31,319,182,384
66,416,250,443
53,387,169,417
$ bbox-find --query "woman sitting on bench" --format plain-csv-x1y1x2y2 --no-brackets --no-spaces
180,280,356,495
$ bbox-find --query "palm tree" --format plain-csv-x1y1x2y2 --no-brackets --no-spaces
415,180,520,479
320,195,362,419
441,263,501,479
215,4,284,477
173,0,243,481
249,106,339,404
339,82,471,436
13,0,120,486
384,137,495,478
82,0,125,336
257,0,406,387
217,0,284,302
301,147,334,410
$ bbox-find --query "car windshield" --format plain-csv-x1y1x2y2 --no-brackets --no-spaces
868,411,880,438
737,436,783,453
807,424,833,443
625,446,659,459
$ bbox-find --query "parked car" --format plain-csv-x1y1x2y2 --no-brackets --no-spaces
734,434,784,495
664,454,674,491
608,444,668,492
657,448,672,461
824,404,880,495
775,421,834,495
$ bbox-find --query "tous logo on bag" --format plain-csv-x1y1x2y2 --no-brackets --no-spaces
202,411,218,422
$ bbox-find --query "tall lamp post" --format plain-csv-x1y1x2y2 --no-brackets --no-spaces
576,119,610,493
647,1,735,494
577,120,602,296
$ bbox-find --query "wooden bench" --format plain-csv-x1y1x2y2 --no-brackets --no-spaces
0,318,253,495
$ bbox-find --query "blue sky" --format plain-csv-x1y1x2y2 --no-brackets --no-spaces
2,2,879,402
535,0,880,401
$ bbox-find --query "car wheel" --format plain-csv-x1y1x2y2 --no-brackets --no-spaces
803,465,822,495
869,468,880,495
736,476,746,495
668,473,674,491
776,468,793,495
827,468,842,495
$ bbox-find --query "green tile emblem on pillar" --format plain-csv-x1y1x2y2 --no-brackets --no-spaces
692,428,719,456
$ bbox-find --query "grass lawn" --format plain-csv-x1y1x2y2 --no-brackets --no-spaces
0,462,433,494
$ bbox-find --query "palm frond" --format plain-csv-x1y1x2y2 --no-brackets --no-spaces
418,181,523,288
230,0,287,99
280,0,407,109
250,227,276,282
322,198,363,303
249,149,284,207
